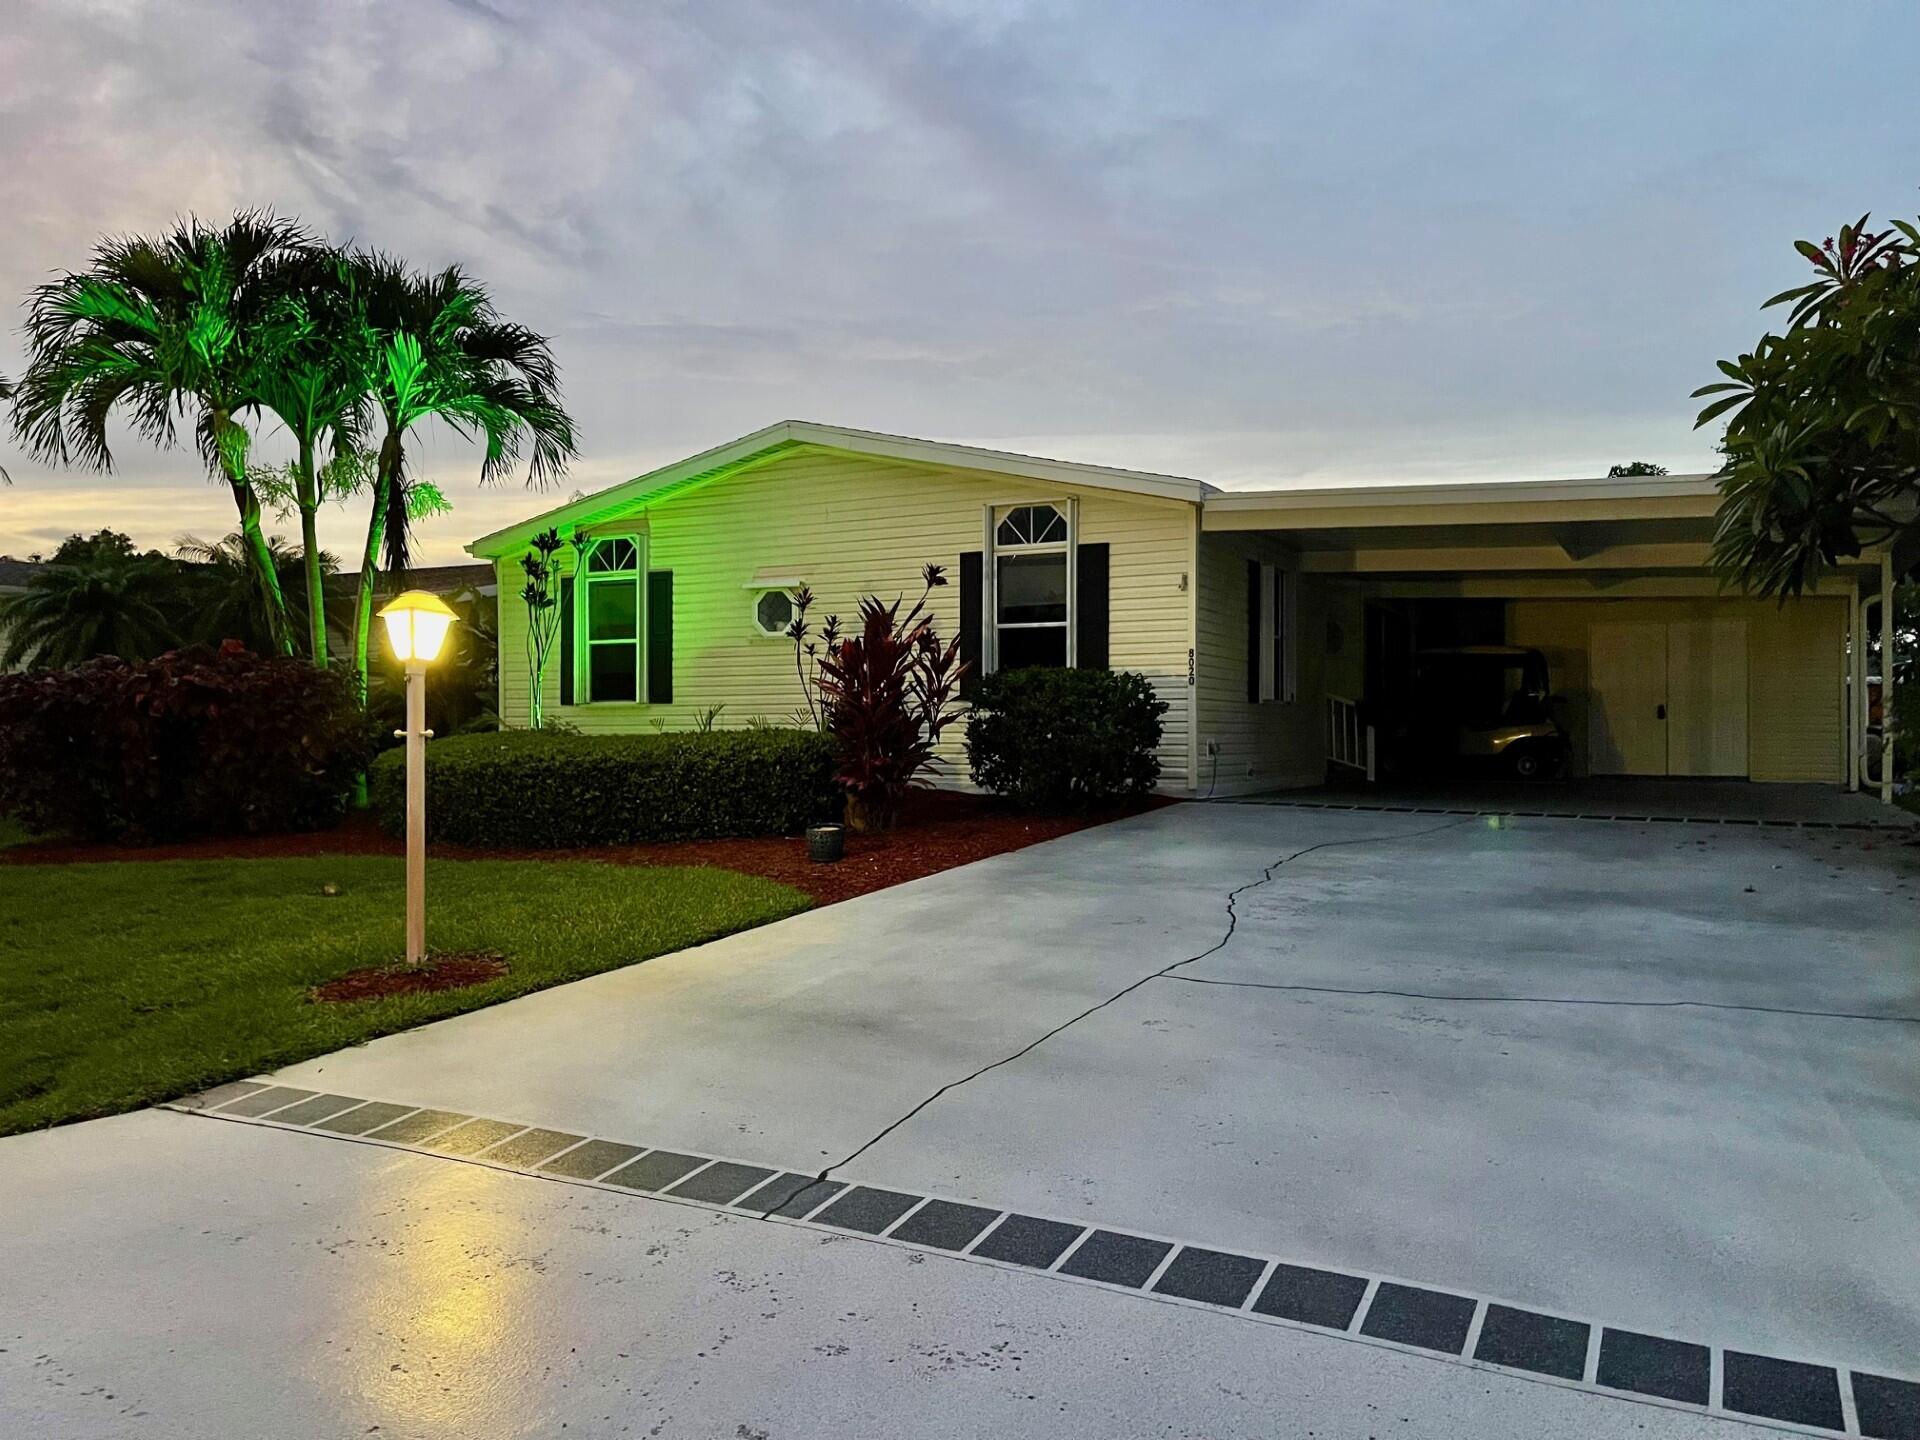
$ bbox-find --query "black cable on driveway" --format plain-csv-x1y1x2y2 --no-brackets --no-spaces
1169,972,1920,1025
761,814,1478,1218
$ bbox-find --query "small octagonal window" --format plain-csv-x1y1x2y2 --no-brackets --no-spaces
754,588,796,637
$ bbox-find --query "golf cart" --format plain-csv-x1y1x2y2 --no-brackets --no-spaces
1383,645,1569,780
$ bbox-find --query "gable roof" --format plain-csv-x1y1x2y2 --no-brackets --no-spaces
467,419,1220,557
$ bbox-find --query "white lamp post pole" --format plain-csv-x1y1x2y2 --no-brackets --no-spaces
404,658,431,968
378,590,458,971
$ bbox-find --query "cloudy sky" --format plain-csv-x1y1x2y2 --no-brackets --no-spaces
1,0,1915,564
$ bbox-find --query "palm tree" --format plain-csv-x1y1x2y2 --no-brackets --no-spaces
175,532,334,655
250,246,370,666
346,254,577,697
0,550,183,669
8,211,311,656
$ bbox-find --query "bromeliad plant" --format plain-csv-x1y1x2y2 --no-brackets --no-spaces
812,563,967,831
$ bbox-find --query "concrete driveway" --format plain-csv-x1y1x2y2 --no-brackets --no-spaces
5,803,1918,1438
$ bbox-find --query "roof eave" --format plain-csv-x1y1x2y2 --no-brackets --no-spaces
467,420,1214,557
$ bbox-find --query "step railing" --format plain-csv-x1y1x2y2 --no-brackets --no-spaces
1327,695,1376,782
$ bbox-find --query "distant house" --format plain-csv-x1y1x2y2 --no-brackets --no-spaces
0,558,44,671
468,420,1905,799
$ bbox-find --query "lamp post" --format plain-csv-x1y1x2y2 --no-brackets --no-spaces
378,591,458,969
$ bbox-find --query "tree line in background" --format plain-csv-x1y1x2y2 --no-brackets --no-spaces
1,209,575,699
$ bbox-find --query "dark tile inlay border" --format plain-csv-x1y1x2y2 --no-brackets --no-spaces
364,1108,471,1144
428,1117,526,1155
602,1150,707,1193
972,1214,1084,1269
1721,1351,1844,1431
1058,1230,1172,1289
1472,1304,1590,1381
1595,1328,1711,1406
185,1080,267,1110
889,1199,1001,1252
1151,1247,1266,1308
667,1161,776,1205
745,1174,845,1218
265,1093,368,1127
813,1186,923,1236
482,1128,587,1168
1855,1371,1920,1440
216,1085,315,1117
315,1101,417,1136
173,1088,1920,1437
1251,1262,1368,1331
1359,1283,1476,1354
729,1175,829,1221
539,1139,644,1180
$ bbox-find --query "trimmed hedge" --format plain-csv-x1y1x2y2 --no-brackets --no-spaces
372,728,840,848
0,643,374,842
965,667,1167,809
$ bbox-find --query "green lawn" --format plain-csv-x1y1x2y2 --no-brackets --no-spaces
0,855,810,1134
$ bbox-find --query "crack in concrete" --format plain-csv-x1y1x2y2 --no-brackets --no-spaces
761,815,1477,1219
1166,974,1920,1025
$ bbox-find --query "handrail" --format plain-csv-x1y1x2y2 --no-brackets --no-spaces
1327,695,1376,782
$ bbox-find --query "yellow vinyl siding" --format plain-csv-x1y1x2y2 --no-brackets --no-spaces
496,448,1197,788
1192,532,1359,794
1507,596,1845,782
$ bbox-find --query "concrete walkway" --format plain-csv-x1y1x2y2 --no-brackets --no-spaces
4,804,1918,1436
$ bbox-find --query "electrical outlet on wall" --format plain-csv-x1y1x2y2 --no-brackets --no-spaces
1205,738,1219,758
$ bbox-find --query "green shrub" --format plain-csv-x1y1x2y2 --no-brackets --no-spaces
0,642,374,842
372,727,839,847
965,668,1167,810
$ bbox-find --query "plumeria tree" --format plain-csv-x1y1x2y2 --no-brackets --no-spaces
1697,215,1920,595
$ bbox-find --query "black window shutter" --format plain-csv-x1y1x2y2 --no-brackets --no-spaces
647,570,673,704
1075,543,1109,669
559,576,574,706
958,550,982,698
1246,558,1261,702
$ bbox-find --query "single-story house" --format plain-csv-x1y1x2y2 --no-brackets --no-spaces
468,420,1907,801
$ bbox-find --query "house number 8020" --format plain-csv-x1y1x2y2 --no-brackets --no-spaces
1187,647,1197,686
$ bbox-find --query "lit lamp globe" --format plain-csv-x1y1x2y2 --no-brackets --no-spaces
379,590,457,665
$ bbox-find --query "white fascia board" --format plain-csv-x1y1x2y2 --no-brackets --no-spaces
468,420,1215,557
1203,472,1723,514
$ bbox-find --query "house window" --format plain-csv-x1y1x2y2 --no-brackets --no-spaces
1253,561,1297,703
578,536,644,702
992,502,1072,671
752,588,796,638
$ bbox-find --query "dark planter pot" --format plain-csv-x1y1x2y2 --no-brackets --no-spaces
806,824,845,864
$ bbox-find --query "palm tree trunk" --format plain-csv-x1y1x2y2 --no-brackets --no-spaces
230,482,295,656
347,444,394,811
352,427,406,701
351,469,388,705
296,436,328,667
212,407,294,656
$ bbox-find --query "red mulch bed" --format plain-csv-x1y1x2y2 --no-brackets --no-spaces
310,952,510,1003
3,790,1175,906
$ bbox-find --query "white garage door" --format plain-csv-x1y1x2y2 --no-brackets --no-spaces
1589,617,1749,777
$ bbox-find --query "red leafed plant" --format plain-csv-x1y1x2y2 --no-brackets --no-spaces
813,564,967,831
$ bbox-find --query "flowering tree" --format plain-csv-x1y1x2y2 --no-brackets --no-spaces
1697,215,1920,595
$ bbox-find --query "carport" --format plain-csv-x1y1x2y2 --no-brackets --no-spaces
1203,470,1907,800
